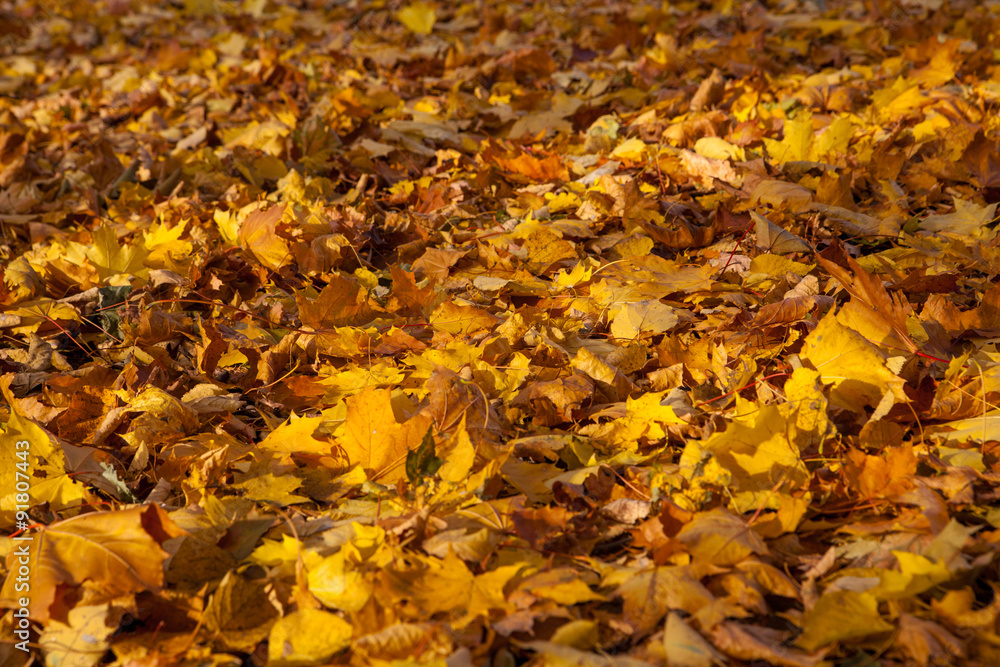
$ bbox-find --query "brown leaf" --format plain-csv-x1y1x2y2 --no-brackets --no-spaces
516,374,593,426
753,295,834,327
511,505,575,551
690,68,725,112
897,613,966,666
421,365,500,438
711,622,826,667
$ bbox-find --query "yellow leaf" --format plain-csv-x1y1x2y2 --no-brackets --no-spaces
420,549,475,612
799,314,907,413
866,552,952,600
85,225,149,279
214,208,240,244
814,115,856,159
268,608,352,667
747,254,813,278
909,47,958,88
25,475,90,517
39,604,116,667
550,620,598,650
437,415,476,482
221,119,291,155
122,386,199,452
0,378,90,529
693,136,743,161
468,564,524,617
609,137,648,161
571,347,621,386
232,474,309,506
763,111,813,163
237,203,292,271
205,571,280,652
217,348,248,367
343,522,391,566
319,360,406,402
913,113,951,143
385,549,474,615
920,198,998,240
796,590,894,651
680,400,809,513
617,566,715,636
781,367,834,450
596,255,715,296
545,190,581,213
586,390,686,452
674,507,768,566
308,550,372,613
143,218,193,271
429,299,499,336
397,1,436,34
555,260,595,288
249,534,303,567
517,568,606,605
664,612,724,667
336,387,433,483
1,376,65,470
610,299,679,340
750,181,815,214
931,588,996,628
258,414,333,455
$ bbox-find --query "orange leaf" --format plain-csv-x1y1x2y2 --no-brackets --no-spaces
238,204,291,270
411,247,468,282
429,299,499,336
297,275,380,329
0,505,184,622
817,241,916,352
482,139,568,182
336,387,432,484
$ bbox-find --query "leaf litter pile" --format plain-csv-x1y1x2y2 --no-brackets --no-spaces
3,0,1000,664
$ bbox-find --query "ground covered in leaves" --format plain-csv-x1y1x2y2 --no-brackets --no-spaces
2,0,1000,664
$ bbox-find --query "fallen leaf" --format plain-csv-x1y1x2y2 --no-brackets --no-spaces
0,505,183,622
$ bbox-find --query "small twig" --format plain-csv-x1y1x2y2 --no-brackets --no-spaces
720,222,753,275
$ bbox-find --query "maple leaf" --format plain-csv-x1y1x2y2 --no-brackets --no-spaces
482,139,568,182
80,225,150,280
411,247,468,282
297,275,380,329
799,314,908,414
0,505,183,622
336,387,433,484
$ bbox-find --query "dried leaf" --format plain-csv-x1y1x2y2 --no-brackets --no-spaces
0,505,183,622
